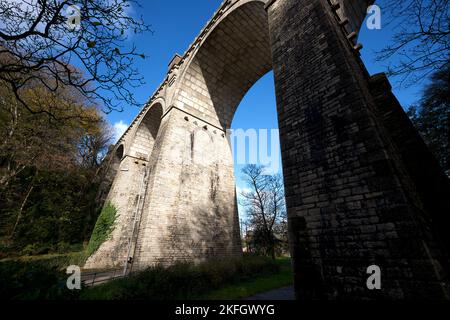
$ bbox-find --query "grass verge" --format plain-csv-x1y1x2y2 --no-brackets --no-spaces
80,256,286,300
0,251,85,271
199,258,293,300
0,254,293,300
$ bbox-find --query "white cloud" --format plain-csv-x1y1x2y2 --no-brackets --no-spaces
113,120,128,142
236,186,251,196
236,186,252,218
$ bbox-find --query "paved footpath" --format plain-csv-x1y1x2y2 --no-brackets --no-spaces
243,286,295,300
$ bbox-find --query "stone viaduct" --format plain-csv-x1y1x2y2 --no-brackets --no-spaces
84,0,450,299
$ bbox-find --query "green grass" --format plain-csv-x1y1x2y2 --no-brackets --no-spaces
0,251,86,271
1,202,118,269
199,258,293,300
80,256,285,300
0,258,80,300
0,254,293,300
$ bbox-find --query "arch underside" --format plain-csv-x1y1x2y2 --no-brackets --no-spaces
176,1,272,130
174,0,375,130
129,103,163,161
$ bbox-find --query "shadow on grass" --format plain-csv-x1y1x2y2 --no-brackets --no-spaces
198,258,293,300
0,254,292,300
80,256,290,300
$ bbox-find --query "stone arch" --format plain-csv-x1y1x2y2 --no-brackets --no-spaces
130,0,384,270
172,0,375,131
84,103,165,270
89,0,381,269
129,102,164,161
115,144,124,161
106,144,125,176
174,0,271,130
95,143,126,208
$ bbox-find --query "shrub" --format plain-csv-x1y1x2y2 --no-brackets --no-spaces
85,202,117,258
81,255,279,300
21,243,54,256
1,169,102,255
0,260,79,300
56,242,72,254
0,242,11,259
0,252,86,271
21,244,39,256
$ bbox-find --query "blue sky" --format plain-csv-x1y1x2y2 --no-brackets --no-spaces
105,0,426,214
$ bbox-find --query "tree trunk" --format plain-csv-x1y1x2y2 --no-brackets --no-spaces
267,229,276,260
9,181,34,239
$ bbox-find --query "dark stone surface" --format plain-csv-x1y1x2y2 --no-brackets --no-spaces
268,0,449,300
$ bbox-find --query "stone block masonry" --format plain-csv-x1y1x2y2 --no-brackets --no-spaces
267,0,449,299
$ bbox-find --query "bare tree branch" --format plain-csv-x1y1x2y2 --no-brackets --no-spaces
376,0,449,86
0,0,152,117
240,165,287,259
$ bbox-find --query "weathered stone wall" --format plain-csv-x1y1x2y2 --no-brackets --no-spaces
131,0,272,269
369,73,450,265
267,0,449,299
84,104,164,270
84,156,145,269
172,0,271,130
334,0,374,35
132,107,241,269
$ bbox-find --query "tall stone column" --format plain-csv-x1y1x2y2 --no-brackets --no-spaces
267,0,449,299
132,107,242,270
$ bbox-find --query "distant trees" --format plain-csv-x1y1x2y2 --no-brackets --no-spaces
0,66,113,257
0,0,151,117
376,0,449,85
407,64,450,176
0,77,112,189
0,0,149,258
240,165,287,259
77,120,114,171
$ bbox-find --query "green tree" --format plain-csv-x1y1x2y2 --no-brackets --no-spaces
407,63,450,176
0,74,112,255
